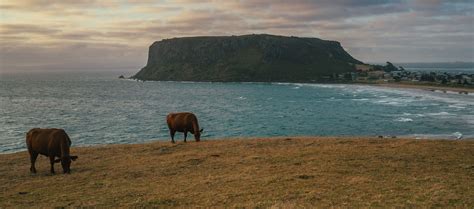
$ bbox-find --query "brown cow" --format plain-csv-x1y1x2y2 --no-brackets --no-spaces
26,128,78,174
166,112,203,143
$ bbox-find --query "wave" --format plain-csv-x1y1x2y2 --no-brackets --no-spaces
134,81,474,108
297,83,349,89
461,115,474,126
402,113,425,117
395,117,413,122
404,132,473,140
272,82,293,86
121,78,140,82
448,104,467,109
427,112,454,116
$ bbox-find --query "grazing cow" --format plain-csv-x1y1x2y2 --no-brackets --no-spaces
166,112,203,143
26,128,78,174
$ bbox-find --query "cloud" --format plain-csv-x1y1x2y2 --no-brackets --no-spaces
0,0,115,11
1,24,61,35
0,42,147,71
0,0,473,71
131,5,182,14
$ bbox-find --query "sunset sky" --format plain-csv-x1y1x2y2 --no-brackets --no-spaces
1,0,473,71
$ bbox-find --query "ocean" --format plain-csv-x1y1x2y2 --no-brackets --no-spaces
1,70,473,153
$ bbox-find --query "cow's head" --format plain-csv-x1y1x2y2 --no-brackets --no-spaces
194,128,204,142
54,155,78,174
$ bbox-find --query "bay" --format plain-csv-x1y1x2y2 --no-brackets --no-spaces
1,70,473,153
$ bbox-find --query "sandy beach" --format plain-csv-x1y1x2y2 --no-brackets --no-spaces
1,137,473,207
374,82,474,94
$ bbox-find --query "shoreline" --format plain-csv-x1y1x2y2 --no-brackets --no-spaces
2,135,472,155
371,82,474,94
1,137,473,207
125,77,474,94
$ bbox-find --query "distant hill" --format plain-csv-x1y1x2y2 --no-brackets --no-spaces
132,34,363,82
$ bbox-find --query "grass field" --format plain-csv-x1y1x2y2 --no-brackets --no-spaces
0,137,473,208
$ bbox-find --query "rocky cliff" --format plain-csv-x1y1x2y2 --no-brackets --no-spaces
132,34,363,82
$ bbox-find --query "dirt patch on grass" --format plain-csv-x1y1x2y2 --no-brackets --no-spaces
0,137,473,207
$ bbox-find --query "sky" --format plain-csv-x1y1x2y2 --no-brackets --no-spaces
0,0,473,72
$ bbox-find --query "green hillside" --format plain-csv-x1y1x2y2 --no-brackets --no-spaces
132,34,363,82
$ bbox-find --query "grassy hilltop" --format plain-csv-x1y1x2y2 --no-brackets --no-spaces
1,137,473,207
132,34,362,82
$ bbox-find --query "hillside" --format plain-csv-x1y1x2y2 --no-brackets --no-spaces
132,34,363,82
1,137,473,207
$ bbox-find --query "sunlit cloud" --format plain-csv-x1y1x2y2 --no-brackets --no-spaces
0,0,472,71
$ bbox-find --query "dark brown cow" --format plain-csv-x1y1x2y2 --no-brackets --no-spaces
166,112,203,143
26,128,78,174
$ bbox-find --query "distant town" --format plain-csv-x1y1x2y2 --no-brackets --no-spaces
327,62,474,91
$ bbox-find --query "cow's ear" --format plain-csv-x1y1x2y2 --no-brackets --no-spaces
70,156,78,161
54,159,61,163
200,128,203,133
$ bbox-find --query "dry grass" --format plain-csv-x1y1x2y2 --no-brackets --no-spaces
0,137,473,208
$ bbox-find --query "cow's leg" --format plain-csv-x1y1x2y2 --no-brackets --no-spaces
170,130,176,143
49,155,56,174
29,151,38,174
184,131,187,143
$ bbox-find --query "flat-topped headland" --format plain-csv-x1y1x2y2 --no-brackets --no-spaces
132,34,362,82
131,34,473,92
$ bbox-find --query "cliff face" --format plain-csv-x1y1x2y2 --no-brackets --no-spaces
133,34,363,82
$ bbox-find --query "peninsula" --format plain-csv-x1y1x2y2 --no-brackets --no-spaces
132,34,363,82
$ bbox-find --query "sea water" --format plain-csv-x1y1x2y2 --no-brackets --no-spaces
1,71,473,153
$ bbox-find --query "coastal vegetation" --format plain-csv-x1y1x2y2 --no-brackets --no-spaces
1,137,472,207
